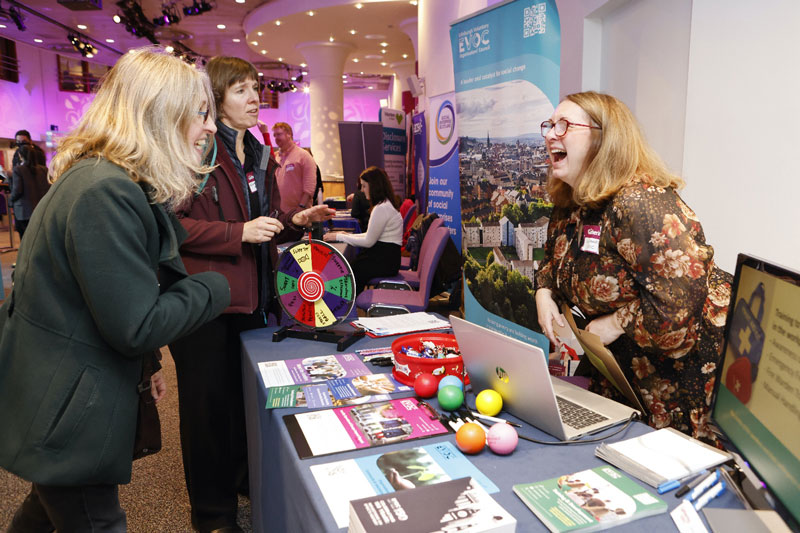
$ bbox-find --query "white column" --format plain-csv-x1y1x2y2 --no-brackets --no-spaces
296,41,355,178
389,60,416,110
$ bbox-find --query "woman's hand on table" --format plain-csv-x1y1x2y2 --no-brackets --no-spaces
535,288,563,346
585,313,625,345
292,205,335,227
242,216,284,243
323,231,340,243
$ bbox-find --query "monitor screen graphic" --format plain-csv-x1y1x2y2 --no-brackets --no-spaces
712,254,800,526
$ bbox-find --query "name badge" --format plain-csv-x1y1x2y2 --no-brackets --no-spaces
246,172,257,193
285,164,295,172
580,225,601,254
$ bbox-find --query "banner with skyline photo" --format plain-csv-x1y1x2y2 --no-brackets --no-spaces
450,0,560,352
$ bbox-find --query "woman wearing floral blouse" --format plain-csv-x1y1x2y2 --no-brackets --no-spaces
535,92,732,444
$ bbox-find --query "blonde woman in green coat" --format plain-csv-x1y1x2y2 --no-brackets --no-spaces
0,48,231,532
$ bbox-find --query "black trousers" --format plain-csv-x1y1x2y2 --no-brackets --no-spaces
9,483,125,533
168,312,266,532
352,241,401,293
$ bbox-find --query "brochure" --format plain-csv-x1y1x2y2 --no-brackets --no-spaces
311,441,499,529
349,477,516,533
265,373,412,409
285,398,450,459
352,312,451,337
257,352,370,389
513,466,667,532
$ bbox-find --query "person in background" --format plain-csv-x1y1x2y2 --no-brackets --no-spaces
11,129,45,169
168,56,333,533
9,143,50,239
273,121,317,213
535,91,732,444
0,47,230,533
324,166,402,293
348,183,371,234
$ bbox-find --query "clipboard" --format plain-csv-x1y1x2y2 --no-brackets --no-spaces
560,303,646,413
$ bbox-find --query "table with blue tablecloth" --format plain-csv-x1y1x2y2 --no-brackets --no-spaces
240,326,741,532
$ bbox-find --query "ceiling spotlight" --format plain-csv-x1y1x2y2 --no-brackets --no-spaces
257,31,262,36
349,29,356,35
68,33,99,58
300,63,306,68
303,86,309,93
307,10,314,16
274,20,280,26
183,0,212,16
232,38,240,42
352,58,359,63
289,83,297,92
402,53,408,59
152,3,181,26
329,36,334,42
216,24,226,29
355,3,362,8
380,42,388,47
33,38,43,43
113,14,122,23
77,24,87,30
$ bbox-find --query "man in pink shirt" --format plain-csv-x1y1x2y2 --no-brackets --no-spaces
273,122,317,213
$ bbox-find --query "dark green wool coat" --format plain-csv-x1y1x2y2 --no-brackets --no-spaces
0,158,230,485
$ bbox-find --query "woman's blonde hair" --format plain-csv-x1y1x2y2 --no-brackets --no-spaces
547,91,684,209
49,47,215,207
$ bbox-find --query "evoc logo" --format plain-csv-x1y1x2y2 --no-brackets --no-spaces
459,28,490,54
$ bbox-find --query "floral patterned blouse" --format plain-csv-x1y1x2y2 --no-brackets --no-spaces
536,179,732,443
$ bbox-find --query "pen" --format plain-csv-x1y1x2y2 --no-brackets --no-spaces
468,410,522,428
692,480,726,511
657,479,680,494
685,469,721,503
675,470,709,498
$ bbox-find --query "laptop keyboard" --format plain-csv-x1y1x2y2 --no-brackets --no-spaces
556,396,609,430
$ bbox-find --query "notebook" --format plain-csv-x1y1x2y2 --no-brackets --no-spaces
450,316,639,440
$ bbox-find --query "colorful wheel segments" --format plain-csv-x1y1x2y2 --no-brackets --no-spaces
275,240,356,329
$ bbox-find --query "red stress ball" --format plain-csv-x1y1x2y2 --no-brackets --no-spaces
414,373,439,398
455,422,486,454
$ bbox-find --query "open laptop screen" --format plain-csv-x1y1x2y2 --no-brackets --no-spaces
711,254,800,526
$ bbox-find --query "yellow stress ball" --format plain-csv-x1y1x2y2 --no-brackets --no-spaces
475,389,503,416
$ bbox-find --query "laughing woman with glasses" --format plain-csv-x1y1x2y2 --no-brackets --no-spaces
535,92,732,445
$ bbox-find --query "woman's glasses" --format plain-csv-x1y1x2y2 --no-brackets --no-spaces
540,118,601,138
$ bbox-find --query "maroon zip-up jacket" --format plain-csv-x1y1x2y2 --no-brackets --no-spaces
176,131,302,314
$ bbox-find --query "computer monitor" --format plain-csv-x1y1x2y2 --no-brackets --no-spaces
711,254,800,527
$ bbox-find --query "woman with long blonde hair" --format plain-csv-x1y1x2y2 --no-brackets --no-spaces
0,48,230,531
536,91,732,444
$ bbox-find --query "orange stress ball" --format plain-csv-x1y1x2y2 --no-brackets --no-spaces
455,422,486,454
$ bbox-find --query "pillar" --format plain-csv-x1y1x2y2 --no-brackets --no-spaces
296,41,355,178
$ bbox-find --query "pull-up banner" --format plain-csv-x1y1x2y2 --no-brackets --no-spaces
450,0,560,351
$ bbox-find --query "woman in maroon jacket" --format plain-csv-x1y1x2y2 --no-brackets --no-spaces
169,56,332,533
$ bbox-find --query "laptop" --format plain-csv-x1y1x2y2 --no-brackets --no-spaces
450,316,639,440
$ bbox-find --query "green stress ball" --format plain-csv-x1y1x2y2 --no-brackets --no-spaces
438,385,464,411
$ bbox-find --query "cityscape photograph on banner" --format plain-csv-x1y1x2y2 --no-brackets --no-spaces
451,0,560,349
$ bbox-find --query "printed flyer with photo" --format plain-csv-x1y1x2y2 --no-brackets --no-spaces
257,352,370,389
265,373,412,409
284,398,450,459
311,441,500,528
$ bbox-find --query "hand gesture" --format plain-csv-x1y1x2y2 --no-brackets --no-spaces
292,205,335,227
242,215,284,243
535,288,564,346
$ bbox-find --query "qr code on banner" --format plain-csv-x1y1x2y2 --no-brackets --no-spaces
523,3,547,38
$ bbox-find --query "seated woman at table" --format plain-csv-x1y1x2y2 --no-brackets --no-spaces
324,166,402,293
168,55,332,532
534,91,732,444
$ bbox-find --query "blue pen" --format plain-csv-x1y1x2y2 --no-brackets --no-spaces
657,479,681,494
685,469,721,502
693,480,726,511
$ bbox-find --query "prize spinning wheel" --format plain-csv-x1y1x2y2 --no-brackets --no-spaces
273,240,363,349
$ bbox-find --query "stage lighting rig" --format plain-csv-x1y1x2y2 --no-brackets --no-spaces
0,1,26,31
114,0,159,44
68,32,98,58
182,0,212,16
153,2,180,26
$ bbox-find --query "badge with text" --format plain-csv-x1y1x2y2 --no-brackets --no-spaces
246,172,257,193
580,225,601,254
285,164,295,172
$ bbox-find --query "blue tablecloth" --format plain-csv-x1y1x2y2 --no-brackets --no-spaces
240,327,740,532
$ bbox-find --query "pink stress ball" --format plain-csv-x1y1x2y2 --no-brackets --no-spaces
487,422,518,455
414,373,439,398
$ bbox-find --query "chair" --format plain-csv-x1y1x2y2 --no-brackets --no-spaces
368,218,444,289
356,227,450,315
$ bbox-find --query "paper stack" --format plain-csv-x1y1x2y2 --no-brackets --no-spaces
595,428,731,487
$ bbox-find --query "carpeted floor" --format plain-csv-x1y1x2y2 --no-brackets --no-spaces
0,221,252,532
